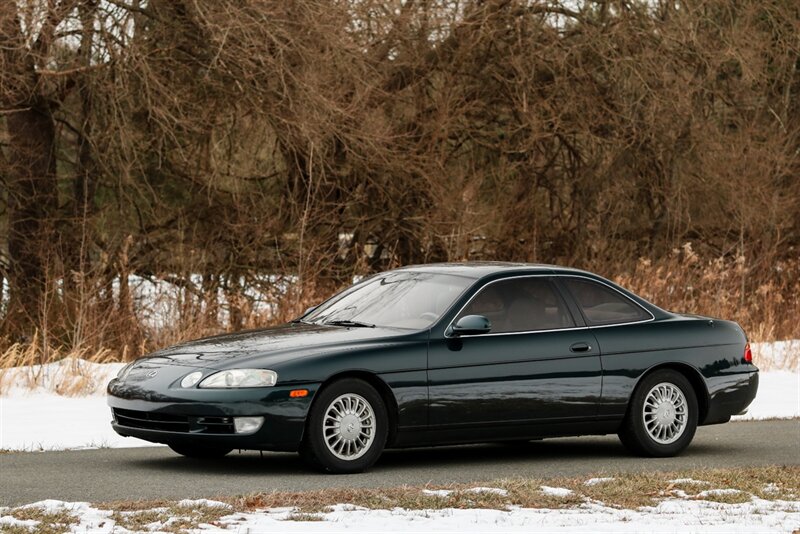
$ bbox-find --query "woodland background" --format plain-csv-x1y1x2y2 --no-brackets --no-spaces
0,0,798,365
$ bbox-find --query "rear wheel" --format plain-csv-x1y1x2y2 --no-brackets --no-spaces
168,444,232,459
300,378,388,473
618,369,698,457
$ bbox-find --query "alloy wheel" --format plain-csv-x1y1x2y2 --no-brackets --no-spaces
322,393,376,460
642,382,688,445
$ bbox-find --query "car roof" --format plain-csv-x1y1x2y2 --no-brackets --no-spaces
394,261,670,319
394,261,593,279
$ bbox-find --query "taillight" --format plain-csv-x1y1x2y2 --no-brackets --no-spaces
743,342,752,363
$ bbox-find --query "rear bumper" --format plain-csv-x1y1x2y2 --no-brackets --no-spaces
107,379,319,451
702,371,759,425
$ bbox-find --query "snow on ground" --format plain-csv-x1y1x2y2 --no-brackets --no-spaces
0,358,126,396
213,496,800,533
423,487,509,498
2,493,800,533
0,392,154,450
584,477,615,486
0,342,797,451
0,359,153,450
423,489,454,497
752,340,800,371
732,369,799,421
466,487,509,496
541,486,575,497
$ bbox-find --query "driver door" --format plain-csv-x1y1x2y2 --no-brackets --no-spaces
426,276,602,437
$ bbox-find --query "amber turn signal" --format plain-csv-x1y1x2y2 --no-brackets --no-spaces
290,389,309,398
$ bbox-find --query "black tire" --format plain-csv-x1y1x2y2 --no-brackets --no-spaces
618,369,699,457
168,443,233,459
300,378,388,474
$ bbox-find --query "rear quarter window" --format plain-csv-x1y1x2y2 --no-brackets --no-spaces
562,277,651,325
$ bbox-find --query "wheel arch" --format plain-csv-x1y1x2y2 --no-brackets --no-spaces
307,370,400,447
629,362,711,424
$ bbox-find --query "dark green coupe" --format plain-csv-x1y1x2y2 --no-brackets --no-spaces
108,263,758,473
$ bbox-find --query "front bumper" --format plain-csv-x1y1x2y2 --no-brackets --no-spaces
107,379,320,451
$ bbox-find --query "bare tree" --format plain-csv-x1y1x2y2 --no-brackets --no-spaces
0,0,797,352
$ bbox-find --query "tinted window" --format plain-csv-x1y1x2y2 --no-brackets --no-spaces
457,277,575,334
562,278,650,325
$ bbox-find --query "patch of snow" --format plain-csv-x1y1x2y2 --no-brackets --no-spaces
3,500,114,534
669,478,710,485
0,358,125,396
262,506,296,514
467,487,508,496
763,483,780,494
328,504,370,512
0,391,155,450
3,495,800,533
696,489,742,497
540,486,574,497
422,489,453,498
0,515,37,529
16,499,76,512
732,370,799,420
108,274,296,330
752,340,800,371
176,499,232,509
584,477,615,486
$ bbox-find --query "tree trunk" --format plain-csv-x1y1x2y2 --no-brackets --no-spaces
0,9,59,336
4,105,59,335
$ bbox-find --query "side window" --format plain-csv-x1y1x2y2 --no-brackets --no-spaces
457,278,576,334
562,278,650,325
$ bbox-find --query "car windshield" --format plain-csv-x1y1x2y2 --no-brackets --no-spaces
304,271,474,329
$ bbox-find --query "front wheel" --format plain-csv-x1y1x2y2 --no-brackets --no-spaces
168,444,232,459
618,369,698,457
300,378,388,473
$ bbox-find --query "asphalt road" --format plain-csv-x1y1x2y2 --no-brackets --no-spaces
1,420,798,506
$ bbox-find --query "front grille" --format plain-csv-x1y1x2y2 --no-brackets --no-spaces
113,408,235,434
113,408,189,432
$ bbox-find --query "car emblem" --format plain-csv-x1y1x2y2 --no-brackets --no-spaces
146,370,158,378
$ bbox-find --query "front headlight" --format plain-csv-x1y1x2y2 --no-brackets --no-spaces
197,369,278,388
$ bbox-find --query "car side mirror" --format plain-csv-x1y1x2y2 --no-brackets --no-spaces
450,315,491,336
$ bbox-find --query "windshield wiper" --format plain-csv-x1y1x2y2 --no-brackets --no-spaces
323,319,375,328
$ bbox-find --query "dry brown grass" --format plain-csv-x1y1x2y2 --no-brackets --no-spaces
1,0,798,388
1,506,79,534
0,333,119,396
6,466,792,531
108,504,231,533
611,247,800,344
221,465,800,514
0,255,797,379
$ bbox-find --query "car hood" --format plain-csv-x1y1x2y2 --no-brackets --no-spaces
136,323,415,370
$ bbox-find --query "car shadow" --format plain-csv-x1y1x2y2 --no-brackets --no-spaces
123,434,737,477
375,438,737,471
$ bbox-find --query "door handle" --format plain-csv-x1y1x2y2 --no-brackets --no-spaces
570,342,592,353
